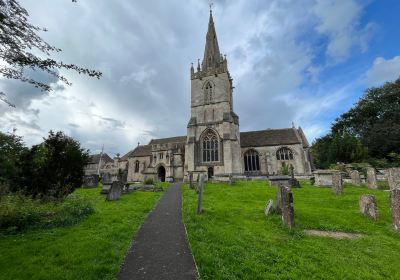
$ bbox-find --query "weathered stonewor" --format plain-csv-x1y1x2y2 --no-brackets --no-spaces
106,181,123,201
332,172,343,195
388,168,400,190
189,172,193,189
367,167,378,189
350,170,361,186
359,195,378,220
264,199,274,216
102,173,113,185
390,189,400,231
197,175,205,214
83,174,99,188
277,183,295,228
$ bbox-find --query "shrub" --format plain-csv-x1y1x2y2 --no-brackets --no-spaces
144,178,154,185
280,162,290,176
0,192,93,234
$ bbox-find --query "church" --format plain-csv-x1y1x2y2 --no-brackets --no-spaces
121,10,313,182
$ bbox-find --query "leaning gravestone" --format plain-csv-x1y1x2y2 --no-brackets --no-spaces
390,189,400,231
359,195,378,220
367,167,378,189
197,175,205,214
350,170,361,186
278,183,295,228
332,172,343,195
83,174,99,188
388,168,400,191
106,181,123,201
264,199,274,216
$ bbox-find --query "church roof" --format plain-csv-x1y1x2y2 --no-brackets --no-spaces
129,145,152,157
88,153,113,164
149,136,186,145
240,128,306,147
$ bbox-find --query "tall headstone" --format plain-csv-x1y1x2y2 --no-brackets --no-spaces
277,183,295,228
390,189,400,231
350,170,361,186
332,172,343,195
106,181,123,201
189,172,193,189
197,175,205,214
367,167,378,189
388,168,400,191
359,195,378,220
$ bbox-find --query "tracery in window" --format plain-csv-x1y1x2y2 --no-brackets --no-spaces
201,130,219,163
244,149,260,172
276,147,294,160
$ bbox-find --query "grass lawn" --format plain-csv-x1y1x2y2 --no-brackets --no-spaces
182,180,400,280
0,187,163,280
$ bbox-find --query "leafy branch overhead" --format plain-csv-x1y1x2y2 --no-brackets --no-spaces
0,0,102,107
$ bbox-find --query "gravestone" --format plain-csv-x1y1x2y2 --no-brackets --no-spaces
390,189,400,231
313,170,334,186
278,183,295,228
332,172,343,195
276,187,282,214
289,166,300,188
197,175,205,214
102,173,113,185
83,174,99,188
388,168,400,190
189,172,193,189
359,195,378,220
264,199,274,216
367,167,378,189
350,170,361,186
106,181,123,201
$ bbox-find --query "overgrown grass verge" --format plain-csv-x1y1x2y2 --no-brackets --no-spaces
0,187,163,280
182,180,400,279
0,192,93,234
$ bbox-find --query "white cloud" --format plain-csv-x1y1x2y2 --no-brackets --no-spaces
364,56,400,86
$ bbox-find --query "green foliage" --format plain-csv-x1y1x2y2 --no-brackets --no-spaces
280,162,290,175
144,177,154,185
182,181,400,279
0,192,93,234
332,79,400,160
312,133,368,169
0,188,162,279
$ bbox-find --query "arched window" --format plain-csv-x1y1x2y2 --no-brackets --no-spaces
134,160,140,173
204,82,213,104
276,147,294,160
244,149,260,172
202,130,219,163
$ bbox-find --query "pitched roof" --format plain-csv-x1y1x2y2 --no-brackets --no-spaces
88,153,113,164
149,136,186,145
130,145,152,157
240,128,303,147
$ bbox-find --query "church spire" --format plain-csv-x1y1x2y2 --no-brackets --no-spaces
202,8,221,70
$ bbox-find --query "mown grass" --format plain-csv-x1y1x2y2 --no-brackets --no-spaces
0,187,163,280
182,180,400,280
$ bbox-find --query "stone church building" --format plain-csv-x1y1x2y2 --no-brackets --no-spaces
119,11,313,182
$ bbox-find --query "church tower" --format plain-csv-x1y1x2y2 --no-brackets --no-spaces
185,9,242,179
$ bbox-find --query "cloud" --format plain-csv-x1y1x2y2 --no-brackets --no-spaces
364,56,400,86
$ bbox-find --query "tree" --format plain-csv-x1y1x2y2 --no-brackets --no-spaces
332,79,400,159
0,0,101,107
18,131,89,199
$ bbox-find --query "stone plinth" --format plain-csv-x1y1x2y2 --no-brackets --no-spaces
367,167,378,189
106,181,123,201
313,170,335,186
350,170,361,186
332,172,343,195
269,176,291,188
359,195,378,220
388,168,400,190
390,189,400,231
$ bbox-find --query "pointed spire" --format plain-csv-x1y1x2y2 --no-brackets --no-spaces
202,7,221,70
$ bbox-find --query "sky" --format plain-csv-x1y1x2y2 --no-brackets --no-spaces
1,0,400,157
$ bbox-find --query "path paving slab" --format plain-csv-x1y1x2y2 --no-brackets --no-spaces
118,183,198,280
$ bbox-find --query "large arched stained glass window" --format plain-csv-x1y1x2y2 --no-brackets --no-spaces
276,147,294,160
202,130,219,162
204,82,213,104
244,149,260,172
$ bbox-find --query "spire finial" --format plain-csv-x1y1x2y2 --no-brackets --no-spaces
209,0,213,14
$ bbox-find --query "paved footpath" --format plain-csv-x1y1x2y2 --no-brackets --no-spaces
118,183,198,280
